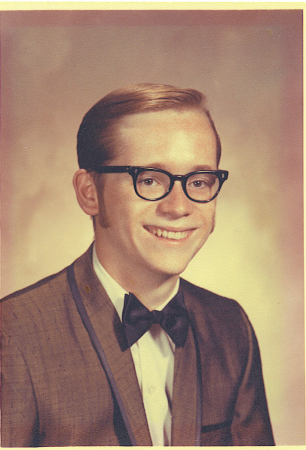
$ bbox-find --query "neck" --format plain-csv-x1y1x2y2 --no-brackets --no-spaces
95,246,179,310
121,274,179,311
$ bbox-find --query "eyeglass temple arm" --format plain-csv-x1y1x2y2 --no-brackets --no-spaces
95,166,132,174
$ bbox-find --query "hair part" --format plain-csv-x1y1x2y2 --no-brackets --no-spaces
77,83,222,172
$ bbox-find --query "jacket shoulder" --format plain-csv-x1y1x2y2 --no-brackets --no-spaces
1,267,69,306
0,268,73,338
180,277,244,312
180,278,253,341
1,249,94,348
0,248,94,331
1,246,92,306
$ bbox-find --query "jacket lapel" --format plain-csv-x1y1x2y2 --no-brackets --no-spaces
171,290,199,446
72,247,152,446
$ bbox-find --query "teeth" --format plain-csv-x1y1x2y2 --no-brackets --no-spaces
148,227,188,240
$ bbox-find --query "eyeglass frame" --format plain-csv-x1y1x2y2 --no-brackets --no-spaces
94,166,229,203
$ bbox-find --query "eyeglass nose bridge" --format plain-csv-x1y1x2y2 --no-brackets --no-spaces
166,174,189,198
172,174,186,182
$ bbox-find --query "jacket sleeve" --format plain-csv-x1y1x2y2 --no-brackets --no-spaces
1,330,39,447
230,311,275,446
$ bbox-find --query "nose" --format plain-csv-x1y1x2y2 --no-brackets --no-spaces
157,181,193,219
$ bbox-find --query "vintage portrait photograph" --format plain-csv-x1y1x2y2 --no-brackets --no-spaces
0,5,303,446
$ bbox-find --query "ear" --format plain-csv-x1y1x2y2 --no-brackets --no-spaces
73,169,100,216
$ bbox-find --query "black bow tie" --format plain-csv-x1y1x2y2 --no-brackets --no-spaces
122,290,189,348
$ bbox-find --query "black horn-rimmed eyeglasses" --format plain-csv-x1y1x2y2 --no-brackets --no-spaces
94,166,229,203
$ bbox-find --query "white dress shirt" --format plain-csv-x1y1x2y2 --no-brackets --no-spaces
93,245,179,446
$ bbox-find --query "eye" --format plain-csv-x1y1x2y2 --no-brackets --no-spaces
138,177,158,187
187,174,216,190
190,179,207,188
137,171,168,187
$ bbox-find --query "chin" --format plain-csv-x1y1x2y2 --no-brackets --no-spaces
150,259,191,278
139,245,203,277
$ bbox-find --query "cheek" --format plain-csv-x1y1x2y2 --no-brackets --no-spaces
199,202,216,223
197,206,216,239
97,180,127,227
210,215,216,233
99,192,145,233
209,208,216,232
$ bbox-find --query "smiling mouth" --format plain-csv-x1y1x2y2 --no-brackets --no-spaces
145,226,191,241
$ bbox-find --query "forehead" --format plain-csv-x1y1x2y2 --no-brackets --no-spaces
113,109,217,168
117,108,212,134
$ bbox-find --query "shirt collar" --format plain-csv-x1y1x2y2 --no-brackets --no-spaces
93,244,127,320
92,243,180,321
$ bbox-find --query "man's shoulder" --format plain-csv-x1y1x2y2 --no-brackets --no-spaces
180,277,249,324
1,247,92,310
181,278,254,346
181,277,241,308
0,267,74,333
1,247,95,350
1,267,68,304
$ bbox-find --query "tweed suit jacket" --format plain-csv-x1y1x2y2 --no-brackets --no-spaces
1,246,274,447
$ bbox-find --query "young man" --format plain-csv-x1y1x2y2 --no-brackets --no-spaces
1,84,274,446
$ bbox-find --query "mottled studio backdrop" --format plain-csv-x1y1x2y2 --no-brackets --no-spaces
1,9,303,445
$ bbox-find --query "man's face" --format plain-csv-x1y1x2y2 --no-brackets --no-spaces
95,109,218,282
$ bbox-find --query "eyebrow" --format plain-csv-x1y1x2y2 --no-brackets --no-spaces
146,163,215,171
191,165,216,171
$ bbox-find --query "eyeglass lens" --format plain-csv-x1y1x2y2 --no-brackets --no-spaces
136,170,220,202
